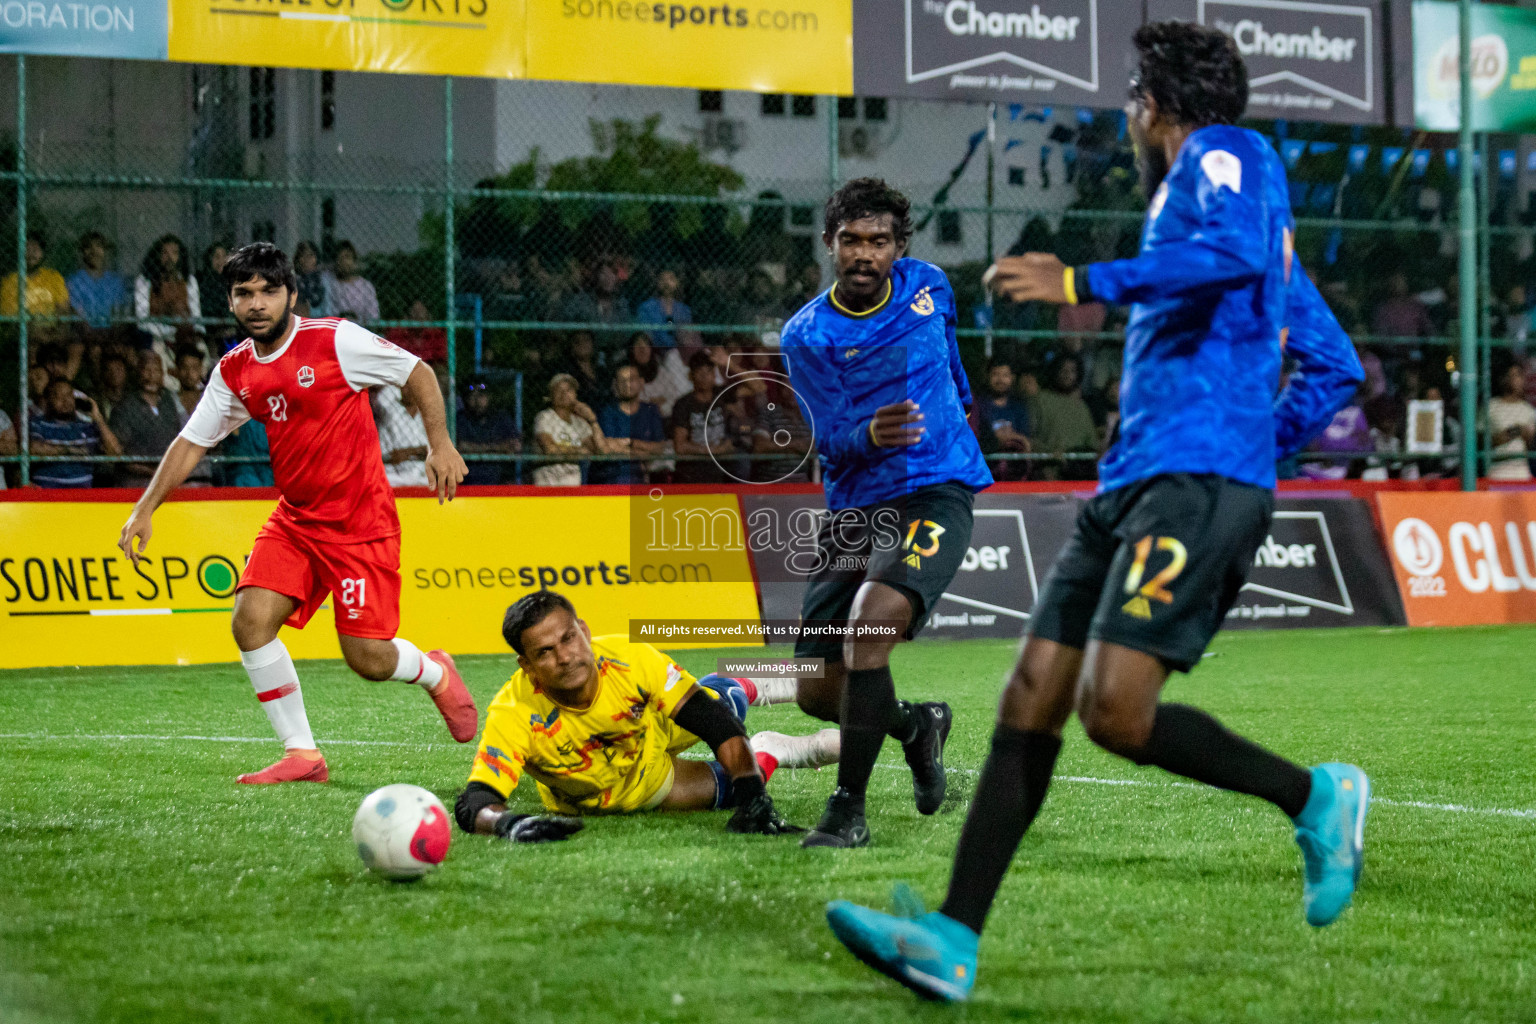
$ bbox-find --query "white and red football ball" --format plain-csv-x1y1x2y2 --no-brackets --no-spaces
352,783,451,880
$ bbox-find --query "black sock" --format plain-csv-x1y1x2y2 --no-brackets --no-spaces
835,665,900,799
940,726,1061,934
888,699,919,744
1134,703,1312,819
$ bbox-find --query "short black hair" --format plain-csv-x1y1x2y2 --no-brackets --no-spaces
824,177,913,245
1132,21,1248,128
222,242,297,297
688,349,715,372
77,230,106,253
334,239,358,257
502,590,577,656
25,229,45,250
35,341,66,367
173,343,205,366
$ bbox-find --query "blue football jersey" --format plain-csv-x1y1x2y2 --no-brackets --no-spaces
782,258,993,510
1083,124,1362,493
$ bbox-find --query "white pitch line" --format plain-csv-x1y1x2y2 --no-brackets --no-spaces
3,732,1534,822
0,732,425,748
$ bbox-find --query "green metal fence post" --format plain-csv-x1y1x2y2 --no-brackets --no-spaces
827,93,839,198
1477,132,1492,477
444,75,457,443
15,53,27,486
1457,0,1478,491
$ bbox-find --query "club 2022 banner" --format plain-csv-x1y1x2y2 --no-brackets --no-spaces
1377,491,1536,627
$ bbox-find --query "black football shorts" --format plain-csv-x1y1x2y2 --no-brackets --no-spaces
1029,473,1273,672
793,483,976,661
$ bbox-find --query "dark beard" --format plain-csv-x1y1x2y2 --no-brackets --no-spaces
244,308,292,345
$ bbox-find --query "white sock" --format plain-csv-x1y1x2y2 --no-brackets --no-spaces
750,728,840,769
748,676,799,706
390,637,444,688
241,638,316,751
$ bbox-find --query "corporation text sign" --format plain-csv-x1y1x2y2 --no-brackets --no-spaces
1377,491,1536,627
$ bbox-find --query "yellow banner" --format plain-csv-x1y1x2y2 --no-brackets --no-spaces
0,494,760,669
168,0,526,77
525,0,850,92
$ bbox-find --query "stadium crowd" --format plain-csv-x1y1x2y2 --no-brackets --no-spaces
1,227,1533,489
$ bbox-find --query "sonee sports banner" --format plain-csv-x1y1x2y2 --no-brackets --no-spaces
167,0,527,78
0,493,761,669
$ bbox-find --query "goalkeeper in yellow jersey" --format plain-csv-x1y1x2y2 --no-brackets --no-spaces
454,590,839,843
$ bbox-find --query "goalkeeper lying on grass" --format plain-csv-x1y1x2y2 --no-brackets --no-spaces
455,589,839,843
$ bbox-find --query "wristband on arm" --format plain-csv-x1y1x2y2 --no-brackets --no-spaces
1069,265,1095,304
454,780,506,834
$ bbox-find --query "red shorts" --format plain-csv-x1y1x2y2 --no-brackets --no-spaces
238,515,402,639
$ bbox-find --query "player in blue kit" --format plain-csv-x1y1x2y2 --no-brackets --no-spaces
824,23,1369,1000
781,178,993,849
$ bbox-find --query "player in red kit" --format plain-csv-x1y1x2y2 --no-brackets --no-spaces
117,243,476,784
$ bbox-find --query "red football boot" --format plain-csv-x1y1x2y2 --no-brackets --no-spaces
426,650,478,742
237,752,329,784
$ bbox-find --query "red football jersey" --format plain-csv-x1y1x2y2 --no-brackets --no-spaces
182,317,420,543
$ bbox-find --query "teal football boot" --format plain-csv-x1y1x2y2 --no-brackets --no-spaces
1293,762,1370,927
826,885,979,1002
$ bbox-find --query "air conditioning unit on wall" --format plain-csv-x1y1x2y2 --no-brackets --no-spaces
839,123,880,159
702,117,745,154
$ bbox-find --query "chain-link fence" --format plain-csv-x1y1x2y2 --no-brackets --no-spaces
0,55,1527,488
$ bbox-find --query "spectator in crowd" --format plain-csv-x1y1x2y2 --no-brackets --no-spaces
29,377,121,488
26,363,48,418
67,231,128,335
669,349,731,484
751,380,813,482
457,377,521,486
110,349,202,488
742,268,785,345
0,406,14,489
1,230,71,338
373,384,430,487
34,342,81,390
134,233,206,376
322,241,380,324
532,373,604,487
558,262,631,349
1372,271,1434,340
293,241,327,316
94,351,130,422
628,331,690,418
172,344,207,415
484,261,535,326
386,298,448,364
1487,361,1536,481
198,242,241,356
704,341,732,389
1028,356,1097,481
220,420,274,488
978,360,1032,481
636,269,695,351
1057,293,1107,348
1354,334,1388,401
197,243,230,307
1300,386,1372,480
782,262,824,318
593,363,667,484
557,329,607,409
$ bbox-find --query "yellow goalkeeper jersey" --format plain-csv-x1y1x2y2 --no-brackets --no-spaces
467,636,704,815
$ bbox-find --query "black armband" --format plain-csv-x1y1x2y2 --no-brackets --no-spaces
454,781,506,834
674,687,748,752
1071,265,1096,304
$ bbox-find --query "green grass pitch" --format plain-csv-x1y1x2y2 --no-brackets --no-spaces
3,626,1536,1023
